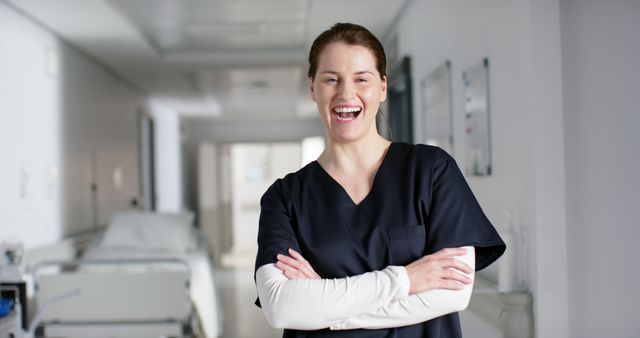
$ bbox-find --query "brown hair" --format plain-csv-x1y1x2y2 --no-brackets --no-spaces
308,23,387,80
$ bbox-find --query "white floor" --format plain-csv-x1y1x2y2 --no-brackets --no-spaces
213,266,282,338
460,311,504,338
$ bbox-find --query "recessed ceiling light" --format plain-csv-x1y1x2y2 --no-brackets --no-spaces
250,80,269,88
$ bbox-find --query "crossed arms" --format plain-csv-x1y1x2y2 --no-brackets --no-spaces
255,246,475,330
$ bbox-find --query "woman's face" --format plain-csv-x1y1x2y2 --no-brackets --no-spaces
310,42,387,143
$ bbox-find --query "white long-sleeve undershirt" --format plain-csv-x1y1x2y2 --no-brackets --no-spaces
255,247,474,331
256,264,410,329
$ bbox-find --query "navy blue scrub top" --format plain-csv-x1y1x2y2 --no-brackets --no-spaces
255,143,506,338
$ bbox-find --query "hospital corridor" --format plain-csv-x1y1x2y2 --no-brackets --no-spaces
1,0,639,337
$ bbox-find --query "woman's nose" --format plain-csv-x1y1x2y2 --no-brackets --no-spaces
337,81,355,99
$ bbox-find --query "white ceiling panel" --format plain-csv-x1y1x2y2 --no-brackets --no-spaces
7,0,407,119
109,0,309,53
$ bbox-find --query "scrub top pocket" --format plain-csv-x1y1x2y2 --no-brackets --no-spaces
388,224,426,265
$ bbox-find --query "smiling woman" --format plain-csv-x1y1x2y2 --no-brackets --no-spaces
254,23,505,338
308,24,387,146
310,42,386,144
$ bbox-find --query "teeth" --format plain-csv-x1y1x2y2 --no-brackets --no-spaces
334,107,361,113
336,112,356,121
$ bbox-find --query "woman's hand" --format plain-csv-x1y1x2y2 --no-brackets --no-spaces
276,248,321,280
405,247,473,295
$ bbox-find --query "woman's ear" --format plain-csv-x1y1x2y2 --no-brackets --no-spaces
310,77,316,102
380,75,388,103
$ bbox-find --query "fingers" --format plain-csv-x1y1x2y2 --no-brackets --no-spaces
438,279,467,290
287,248,307,262
276,254,308,278
428,269,472,291
423,248,473,274
275,249,320,280
287,249,320,278
430,247,468,259
276,253,302,268
441,268,473,285
275,260,303,279
283,270,303,280
411,257,472,275
406,247,475,294
440,258,473,274
289,249,316,275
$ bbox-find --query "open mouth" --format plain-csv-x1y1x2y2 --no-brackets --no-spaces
333,106,362,121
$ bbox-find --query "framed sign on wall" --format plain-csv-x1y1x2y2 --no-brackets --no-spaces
387,56,413,143
421,61,453,155
462,58,492,176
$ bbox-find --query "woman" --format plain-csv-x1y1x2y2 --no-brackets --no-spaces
254,23,505,337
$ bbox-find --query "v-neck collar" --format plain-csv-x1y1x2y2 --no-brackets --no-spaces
313,142,396,207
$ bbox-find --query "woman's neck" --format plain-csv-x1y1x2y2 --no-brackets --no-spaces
318,134,391,174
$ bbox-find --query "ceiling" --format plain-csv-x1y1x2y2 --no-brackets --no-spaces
6,0,407,119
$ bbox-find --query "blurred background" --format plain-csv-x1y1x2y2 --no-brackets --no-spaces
0,0,638,337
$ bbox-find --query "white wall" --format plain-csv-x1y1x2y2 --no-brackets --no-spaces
561,1,640,337
149,99,183,213
388,0,569,336
198,143,219,211
0,3,143,248
0,3,62,246
228,143,301,261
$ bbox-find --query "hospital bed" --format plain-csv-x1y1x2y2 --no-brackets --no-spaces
32,211,221,338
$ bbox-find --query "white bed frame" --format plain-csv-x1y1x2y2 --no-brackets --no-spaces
33,259,197,338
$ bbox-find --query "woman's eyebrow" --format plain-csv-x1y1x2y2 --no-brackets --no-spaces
319,70,375,75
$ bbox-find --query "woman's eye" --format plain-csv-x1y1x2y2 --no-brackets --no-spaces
326,78,338,83
356,78,368,83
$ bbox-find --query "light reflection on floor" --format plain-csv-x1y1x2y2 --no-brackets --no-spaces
213,267,282,338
